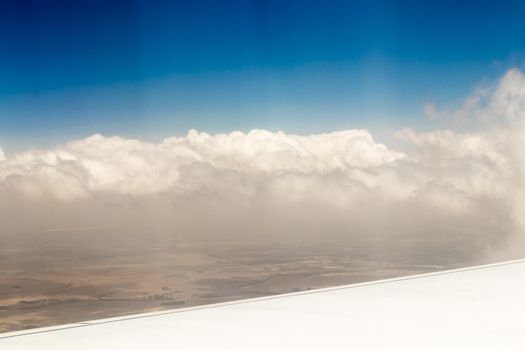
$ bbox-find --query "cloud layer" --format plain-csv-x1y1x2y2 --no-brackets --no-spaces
0,129,405,200
2,68,525,263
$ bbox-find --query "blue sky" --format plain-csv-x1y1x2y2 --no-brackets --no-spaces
1,0,525,151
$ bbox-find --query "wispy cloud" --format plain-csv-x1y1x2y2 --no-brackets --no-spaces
423,68,525,128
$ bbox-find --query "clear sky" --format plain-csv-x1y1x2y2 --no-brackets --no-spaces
1,0,525,151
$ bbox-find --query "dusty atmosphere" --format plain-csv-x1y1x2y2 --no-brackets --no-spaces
0,228,482,333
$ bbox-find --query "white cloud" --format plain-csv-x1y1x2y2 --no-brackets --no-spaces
0,129,405,200
423,68,525,128
2,68,525,263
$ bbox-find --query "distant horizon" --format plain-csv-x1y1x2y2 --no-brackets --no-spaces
2,1,525,151
0,65,520,155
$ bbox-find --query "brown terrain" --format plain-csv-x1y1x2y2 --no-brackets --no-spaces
0,229,476,333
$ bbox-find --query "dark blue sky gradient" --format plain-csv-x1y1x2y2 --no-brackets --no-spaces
1,0,525,150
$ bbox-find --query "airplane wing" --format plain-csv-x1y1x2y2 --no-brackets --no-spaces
1,259,524,349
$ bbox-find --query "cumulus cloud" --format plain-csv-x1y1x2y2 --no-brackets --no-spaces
0,129,405,200
2,68,525,264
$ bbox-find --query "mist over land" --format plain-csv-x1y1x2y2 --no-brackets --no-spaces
2,68,525,332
